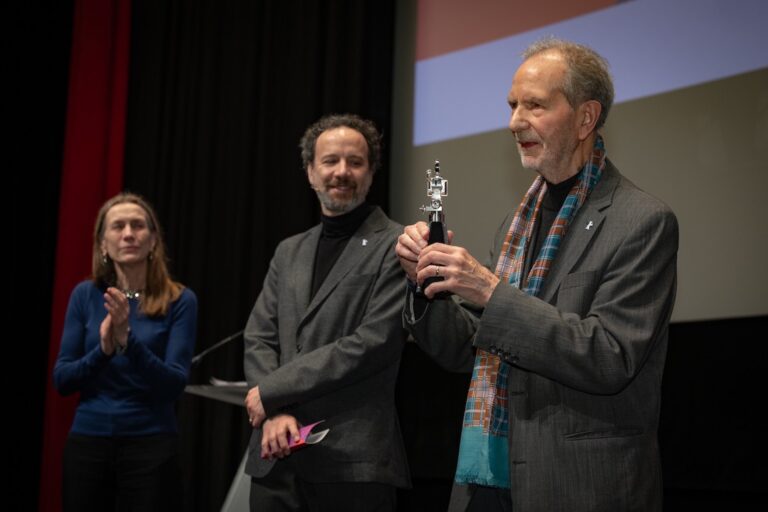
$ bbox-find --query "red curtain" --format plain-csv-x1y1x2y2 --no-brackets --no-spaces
39,0,131,510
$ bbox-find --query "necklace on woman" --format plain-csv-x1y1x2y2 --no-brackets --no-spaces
121,288,143,300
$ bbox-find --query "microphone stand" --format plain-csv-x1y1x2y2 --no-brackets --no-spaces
190,329,244,367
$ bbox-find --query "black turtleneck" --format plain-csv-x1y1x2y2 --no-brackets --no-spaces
523,172,581,278
311,202,375,298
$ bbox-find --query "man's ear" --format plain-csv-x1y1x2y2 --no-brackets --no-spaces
578,100,601,140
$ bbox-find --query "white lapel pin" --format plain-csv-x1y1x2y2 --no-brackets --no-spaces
585,221,594,230
362,239,368,246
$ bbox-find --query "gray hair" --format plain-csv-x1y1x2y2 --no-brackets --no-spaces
524,38,614,130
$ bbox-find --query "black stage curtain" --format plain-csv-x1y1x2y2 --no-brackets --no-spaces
14,1,74,507
122,1,396,509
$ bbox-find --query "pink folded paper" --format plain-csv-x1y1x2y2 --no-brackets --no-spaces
261,420,330,459
289,420,329,452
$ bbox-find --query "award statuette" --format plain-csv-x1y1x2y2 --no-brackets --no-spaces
417,160,451,299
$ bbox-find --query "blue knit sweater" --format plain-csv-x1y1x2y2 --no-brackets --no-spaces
54,280,197,436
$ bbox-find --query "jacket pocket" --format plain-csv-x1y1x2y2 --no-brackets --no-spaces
563,427,643,440
556,270,599,317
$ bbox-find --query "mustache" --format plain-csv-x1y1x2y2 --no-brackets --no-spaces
515,131,540,143
326,178,357,189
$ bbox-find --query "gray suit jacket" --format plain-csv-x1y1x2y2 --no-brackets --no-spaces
244,207,410,487
406,162,678,511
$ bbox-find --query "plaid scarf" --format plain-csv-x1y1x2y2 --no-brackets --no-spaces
454,136,606,488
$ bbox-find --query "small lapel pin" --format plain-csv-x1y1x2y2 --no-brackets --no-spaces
362,239,368,246
585,221,594,231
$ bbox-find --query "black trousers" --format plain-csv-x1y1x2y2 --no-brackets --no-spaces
62,433,181,512
250,460,397,512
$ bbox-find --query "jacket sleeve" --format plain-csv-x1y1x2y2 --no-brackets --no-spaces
251,238,408,415
403,214,512,373
403,288,478,373
475,204,678,395
243,245,282,389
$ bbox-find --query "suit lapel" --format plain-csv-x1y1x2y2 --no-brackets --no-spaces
293,225,322,314
298,207,388,329
538,161,620,303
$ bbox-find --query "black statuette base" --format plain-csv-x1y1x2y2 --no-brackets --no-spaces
417,221,451,300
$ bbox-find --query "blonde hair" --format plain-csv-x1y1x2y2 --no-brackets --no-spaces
92,193,182,316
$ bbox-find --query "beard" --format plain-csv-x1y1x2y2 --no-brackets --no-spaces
515,129,579,179
314,178,368,215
